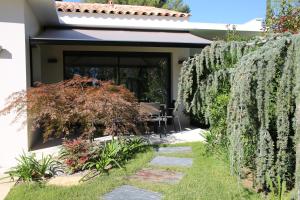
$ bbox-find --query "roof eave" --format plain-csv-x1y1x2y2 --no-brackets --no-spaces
27,0,60,26
30,38,209,48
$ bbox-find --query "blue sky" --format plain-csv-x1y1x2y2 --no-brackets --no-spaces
64,0,267,24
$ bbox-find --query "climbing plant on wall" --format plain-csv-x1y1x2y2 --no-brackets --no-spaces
177,33,300,193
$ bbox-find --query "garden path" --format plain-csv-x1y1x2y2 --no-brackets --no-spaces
0,128,204,200
102,146,194,200
144,128,206,145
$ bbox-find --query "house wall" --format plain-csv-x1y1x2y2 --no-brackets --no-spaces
31,45,191,144
0,0,40,170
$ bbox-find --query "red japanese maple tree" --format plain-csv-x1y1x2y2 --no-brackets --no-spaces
0,75,143,142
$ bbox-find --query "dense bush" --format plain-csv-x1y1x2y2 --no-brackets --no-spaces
177,34,300,193
176,39,262,149
205,93,230,153
5,153,60,182
0,76,142,141
60,138,97,174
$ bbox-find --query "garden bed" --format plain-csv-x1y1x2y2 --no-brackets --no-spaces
5,142,262,200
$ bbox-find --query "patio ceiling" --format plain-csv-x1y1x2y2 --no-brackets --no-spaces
30,28,211,48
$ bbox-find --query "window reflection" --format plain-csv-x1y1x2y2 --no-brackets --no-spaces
64,52,170,104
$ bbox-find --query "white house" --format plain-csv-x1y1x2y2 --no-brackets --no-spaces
0,0,262,170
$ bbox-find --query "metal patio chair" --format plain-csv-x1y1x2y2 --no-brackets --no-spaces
160,102,182,133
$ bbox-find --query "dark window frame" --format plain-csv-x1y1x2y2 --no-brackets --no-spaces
63,51,172,105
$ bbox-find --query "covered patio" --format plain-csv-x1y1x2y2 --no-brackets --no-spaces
29,28,211,148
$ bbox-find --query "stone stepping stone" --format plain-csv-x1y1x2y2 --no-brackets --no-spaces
150,156,193,167
129,168,184,184
156,146,192,154
103,185,162,200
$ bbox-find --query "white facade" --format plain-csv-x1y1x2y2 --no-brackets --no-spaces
0,0,40,170
0,0,262,170
57,10,262,39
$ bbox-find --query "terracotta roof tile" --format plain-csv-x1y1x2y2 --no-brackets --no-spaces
56,1,190,18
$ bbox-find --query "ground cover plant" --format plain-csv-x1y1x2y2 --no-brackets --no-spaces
176,33,300,197
5,143,262,200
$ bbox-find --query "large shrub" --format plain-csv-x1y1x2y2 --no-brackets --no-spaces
0,76,142,141
176,39,263,149
177,34,300,193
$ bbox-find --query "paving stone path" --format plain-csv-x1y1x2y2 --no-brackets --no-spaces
150,156,193,167
129,168,184,184
102,146,193,200
156,146,192,154
103,185,162,200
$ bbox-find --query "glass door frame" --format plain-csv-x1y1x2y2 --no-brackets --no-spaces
63,51,172,106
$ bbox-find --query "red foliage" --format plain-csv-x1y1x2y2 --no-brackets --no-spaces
0,75,142,141
60,138,95,173
273,10,300,34
266,2,300,34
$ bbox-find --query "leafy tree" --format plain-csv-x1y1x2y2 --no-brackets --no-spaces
265,0,300,33
268,0,300,14
177,34,300,193
83,0,161,6
82,0,190,13
0,76,143,142
162,0,190,13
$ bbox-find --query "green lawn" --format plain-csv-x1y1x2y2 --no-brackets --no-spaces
5,143,261,200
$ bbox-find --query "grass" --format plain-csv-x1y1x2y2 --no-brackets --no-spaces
5,142,262,200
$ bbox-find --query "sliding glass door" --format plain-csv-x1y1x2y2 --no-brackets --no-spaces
64,52,171,105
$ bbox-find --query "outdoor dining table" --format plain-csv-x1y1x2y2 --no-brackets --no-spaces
139,102,167,138
139,102,161,116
